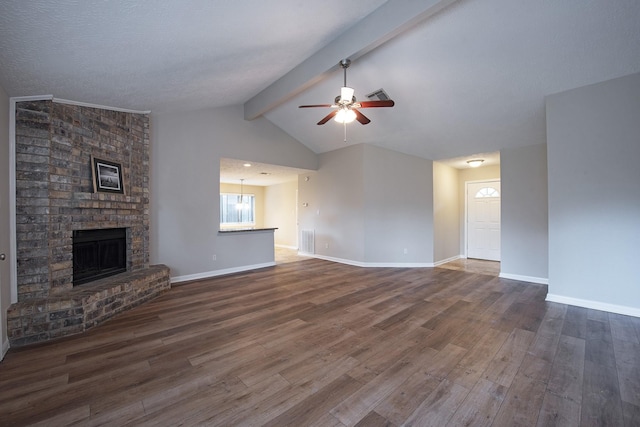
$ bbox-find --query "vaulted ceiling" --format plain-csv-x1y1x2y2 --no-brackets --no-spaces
1,0,639,163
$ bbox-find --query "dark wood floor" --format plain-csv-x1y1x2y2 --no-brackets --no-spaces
1,258,639,426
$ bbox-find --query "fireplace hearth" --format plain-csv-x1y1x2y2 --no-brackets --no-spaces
73,228,127,285
9,99,170,346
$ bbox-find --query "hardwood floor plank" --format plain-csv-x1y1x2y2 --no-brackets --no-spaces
581,360,624,426
584,318,616,368
536,391,582,427
546,334,585,404
29,405,91,427
330,344,438,425
492,372,547,426
402,378,470,427
483,328,536,387
447,378,507,426
561,305,588,339
447,327,510,389
262,374,363,427
622,401,640,427
528,331,561,363
612,337,640,408
354,411,396,427
518,353,552,384
609,313,640,344
1,259,636,426
73,401,146,427
372,369,441,425
536,302,567,336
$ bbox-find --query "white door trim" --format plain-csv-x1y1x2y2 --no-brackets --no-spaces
464,179,500,260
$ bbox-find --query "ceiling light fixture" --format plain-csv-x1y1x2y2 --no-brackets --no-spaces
339,86,354,104
334,108,357,124
243,163,251,167
236,179,247,210
467,159,484,168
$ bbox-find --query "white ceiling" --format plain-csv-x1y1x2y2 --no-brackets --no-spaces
1,0,639,168
220,158,313,187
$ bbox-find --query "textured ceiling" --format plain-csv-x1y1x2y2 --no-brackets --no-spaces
0,0,386,113
1,0,639,167
220,158,313,187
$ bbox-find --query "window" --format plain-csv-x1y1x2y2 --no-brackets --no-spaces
220,193,255,225
475,187,500,198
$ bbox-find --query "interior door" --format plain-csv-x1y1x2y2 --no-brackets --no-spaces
467,181,501,261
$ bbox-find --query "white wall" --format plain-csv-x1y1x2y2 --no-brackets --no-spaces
298,143,434,266
150,105,317,280
500,143,548,283
0,85,10,357
546,72,640,316
264,180,298,248
433,161,459,263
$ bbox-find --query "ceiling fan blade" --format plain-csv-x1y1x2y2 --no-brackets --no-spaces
299,104,333,108
358,100,395,108
354,109,371,125
317,110,338,125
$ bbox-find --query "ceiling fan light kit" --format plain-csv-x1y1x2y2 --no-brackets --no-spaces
339,86,355,104
299,58,395,126
334,108,357,124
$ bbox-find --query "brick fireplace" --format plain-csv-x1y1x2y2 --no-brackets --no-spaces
7,100,170,346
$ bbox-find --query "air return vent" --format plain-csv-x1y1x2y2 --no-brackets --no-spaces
366,89,390,101
300,230,315,254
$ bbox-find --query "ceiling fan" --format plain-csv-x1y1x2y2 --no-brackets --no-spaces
298,59,395,125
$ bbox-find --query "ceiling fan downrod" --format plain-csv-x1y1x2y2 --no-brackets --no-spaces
340,58,351,87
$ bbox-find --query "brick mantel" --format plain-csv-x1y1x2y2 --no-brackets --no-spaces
9,100,168,345
15,100,150,299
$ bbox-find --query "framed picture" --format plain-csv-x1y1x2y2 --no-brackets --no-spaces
91,156,125,194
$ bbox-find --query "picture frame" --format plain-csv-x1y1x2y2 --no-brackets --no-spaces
91,156,125,194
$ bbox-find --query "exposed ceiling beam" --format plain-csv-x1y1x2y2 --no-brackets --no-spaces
243,0,457,120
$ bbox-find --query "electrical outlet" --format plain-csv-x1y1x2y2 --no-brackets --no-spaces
325,243,329,249
212,254,217,261
403,248,408,254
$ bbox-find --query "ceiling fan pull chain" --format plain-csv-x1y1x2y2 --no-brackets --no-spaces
344,122,347,143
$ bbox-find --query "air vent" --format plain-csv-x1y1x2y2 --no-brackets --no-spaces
366,89,390,101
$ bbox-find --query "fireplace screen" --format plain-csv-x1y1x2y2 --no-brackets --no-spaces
73,228,127,285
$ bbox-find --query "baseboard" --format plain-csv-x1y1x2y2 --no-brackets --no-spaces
1,338,9,361
546,293,640,318
499,272,548,285
305,253,434,268
433,255,460,267
171,262,276,284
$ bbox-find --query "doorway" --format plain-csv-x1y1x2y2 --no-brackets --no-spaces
466,180,501,261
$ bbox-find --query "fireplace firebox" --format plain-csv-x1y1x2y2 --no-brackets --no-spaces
73,228,127,286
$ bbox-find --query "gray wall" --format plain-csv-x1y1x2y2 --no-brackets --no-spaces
298,143,434,265
500,143,548,282
547,72,640,313
364,145,434,264
150,105,317,279
301,144,366,262
0,85,10,356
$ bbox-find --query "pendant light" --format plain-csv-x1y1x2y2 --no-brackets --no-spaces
236,179,245,210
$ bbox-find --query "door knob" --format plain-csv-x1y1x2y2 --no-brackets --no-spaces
0,254,5,261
